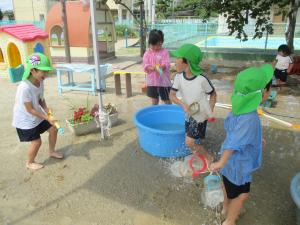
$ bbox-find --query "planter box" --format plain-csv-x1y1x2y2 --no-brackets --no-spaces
66,113,118,136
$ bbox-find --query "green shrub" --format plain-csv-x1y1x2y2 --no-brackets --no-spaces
115,25,138,38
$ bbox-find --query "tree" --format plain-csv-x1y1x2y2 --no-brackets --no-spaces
155,0,172,19
173,0,218,18
3,10,15,20
0,8,3,21
102,0,147,56
200,0,299,52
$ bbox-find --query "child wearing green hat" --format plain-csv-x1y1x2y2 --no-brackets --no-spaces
210,64,273,225
169,44,217,162
12,53,63,170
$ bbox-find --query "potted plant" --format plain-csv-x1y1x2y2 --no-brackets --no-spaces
66,103,118,136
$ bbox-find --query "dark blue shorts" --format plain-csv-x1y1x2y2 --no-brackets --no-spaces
222,175,251,199
274,68,288,82
147,86,171,101
16,120,52,142
185,116,207,140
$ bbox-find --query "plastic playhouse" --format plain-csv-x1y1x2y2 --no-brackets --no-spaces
0,24,50,82
45,0,117,64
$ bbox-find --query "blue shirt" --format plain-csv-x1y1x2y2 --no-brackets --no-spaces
220,111,262,186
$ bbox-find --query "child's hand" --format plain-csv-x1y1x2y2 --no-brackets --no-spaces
147,66,156,72
47,117,57,127
209,161,224,172
182,104,189,113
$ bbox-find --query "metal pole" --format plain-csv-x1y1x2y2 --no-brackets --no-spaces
205,22,208,51
264,30,269,52
125,28,128,48
89,0,106,139
151,0,156,28
140,1,146,57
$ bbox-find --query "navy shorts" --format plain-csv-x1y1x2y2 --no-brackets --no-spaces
185,116,207,140
274,68,288,82
16,120,52,142
222,175,251,199
147,86,171,101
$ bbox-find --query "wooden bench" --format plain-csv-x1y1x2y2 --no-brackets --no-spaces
113,71,146,97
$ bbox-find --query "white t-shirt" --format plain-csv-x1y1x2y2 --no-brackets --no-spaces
275,54,293,70
172,72,214,123
12,80,45,129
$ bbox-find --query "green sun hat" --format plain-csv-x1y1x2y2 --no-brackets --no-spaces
22,53,53,80
170,43,203,76
231,64,273,115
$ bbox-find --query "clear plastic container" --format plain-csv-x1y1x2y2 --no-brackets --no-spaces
202,173,224,208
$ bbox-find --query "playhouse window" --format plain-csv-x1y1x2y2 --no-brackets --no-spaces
0,48,4,63
50,25,64,46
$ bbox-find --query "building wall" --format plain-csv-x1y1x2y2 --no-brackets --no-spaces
13,0,58,21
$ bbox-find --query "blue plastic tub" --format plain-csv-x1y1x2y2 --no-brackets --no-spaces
291,172,300,225
133,105,191,158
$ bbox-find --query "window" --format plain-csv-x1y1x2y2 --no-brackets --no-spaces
50,25,64,46
0,48,4,63
39,14,45,21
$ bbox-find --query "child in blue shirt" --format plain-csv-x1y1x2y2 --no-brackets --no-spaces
210,64,273,225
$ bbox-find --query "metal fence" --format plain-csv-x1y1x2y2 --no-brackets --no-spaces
0,20,45,29
117,20,300,51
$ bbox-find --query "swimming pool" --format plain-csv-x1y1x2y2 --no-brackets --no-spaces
197,36,300,50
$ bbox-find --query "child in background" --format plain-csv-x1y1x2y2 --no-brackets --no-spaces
273,44,293,86
143,29,171,105
169,44,217,163
12,53,63,170
210,64,273,225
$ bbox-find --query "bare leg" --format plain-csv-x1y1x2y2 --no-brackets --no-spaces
48,126,63,159
222,183,230,216
222,193,249,225
185,136,213,163
151,98,159,105
27,138,44,170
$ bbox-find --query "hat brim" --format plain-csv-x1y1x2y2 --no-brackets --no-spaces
260,64,274,84
170,50,181,58
232,91,262,115
22,65,53,80
170,50,202,75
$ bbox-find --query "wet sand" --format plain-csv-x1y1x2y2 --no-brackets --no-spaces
0,61,300,225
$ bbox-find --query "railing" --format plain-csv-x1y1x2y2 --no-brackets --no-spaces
0,20,45,29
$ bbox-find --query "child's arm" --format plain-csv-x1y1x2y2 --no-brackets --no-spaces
287,56,294,74
160,50,171,71
169,90,189,112
210,149,234,171
24,102,55,125
209,91,217,112
143,51,155,73
272,54,279,68
39,98,49,114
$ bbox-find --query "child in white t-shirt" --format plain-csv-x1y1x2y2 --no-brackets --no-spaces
273,44,293,86
12,53,63,170
169,44,217,163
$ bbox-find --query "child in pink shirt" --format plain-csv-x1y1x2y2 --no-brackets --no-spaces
143,29,171,105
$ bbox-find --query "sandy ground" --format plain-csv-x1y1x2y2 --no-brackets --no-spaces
1,48,300,225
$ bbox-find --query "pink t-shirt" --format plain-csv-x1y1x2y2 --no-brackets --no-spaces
143,48,171,87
